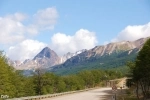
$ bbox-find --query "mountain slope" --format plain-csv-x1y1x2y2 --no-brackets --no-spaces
50,37,149,75
33,47,60,67
8,37,150,73
14,47,60,70
60,49,87,63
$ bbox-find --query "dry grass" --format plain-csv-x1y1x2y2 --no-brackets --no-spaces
116,88,138,100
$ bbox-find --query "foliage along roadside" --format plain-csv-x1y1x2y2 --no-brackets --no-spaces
0,51,124,98
127,38,150,100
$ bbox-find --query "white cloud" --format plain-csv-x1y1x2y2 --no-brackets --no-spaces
7,39,47,61
112,22,150,42
6,13,27,21
51,29,98,55
0,7,58,45
33,7,58,30
0,14,26,44
0,7,58,61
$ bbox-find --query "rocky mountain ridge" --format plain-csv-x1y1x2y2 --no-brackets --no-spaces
84,37,148,58
8,37,149,70
9,47,86,70
60,49,87,63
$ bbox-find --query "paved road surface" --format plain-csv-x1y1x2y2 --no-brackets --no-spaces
42,87,114,100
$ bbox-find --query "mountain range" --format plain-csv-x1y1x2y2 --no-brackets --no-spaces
8,37,149,75
8,47,86,70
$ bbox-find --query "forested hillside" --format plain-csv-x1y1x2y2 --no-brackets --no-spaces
51,49,138,75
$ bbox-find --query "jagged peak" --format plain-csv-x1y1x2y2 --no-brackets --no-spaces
42,46,52,51
33,47,58,60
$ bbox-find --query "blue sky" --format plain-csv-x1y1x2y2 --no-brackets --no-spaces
0,0,150,61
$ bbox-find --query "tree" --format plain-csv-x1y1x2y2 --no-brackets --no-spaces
41,73,56,94
126,61,140,99
128,38,150,99
0,51,16,97
33,68,46,95
23,76,36,96
78,71,94,88
56,77,66,92
135,39,150,99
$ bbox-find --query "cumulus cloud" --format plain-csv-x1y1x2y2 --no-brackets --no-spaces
112,22,150,42
33,7,58,30
0,14,26,44
26,7,58,35
7,39,47,61
6,13,27,21
0,7,58,45
51,29,98,55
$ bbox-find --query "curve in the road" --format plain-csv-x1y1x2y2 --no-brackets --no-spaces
42,87,113,100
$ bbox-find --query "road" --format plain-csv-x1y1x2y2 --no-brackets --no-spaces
42,87,114,100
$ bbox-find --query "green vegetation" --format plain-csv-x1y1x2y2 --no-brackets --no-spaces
0,51,124,98
52,50,137,75
26,69,124,95
127,38,150,100
0,51,25,98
